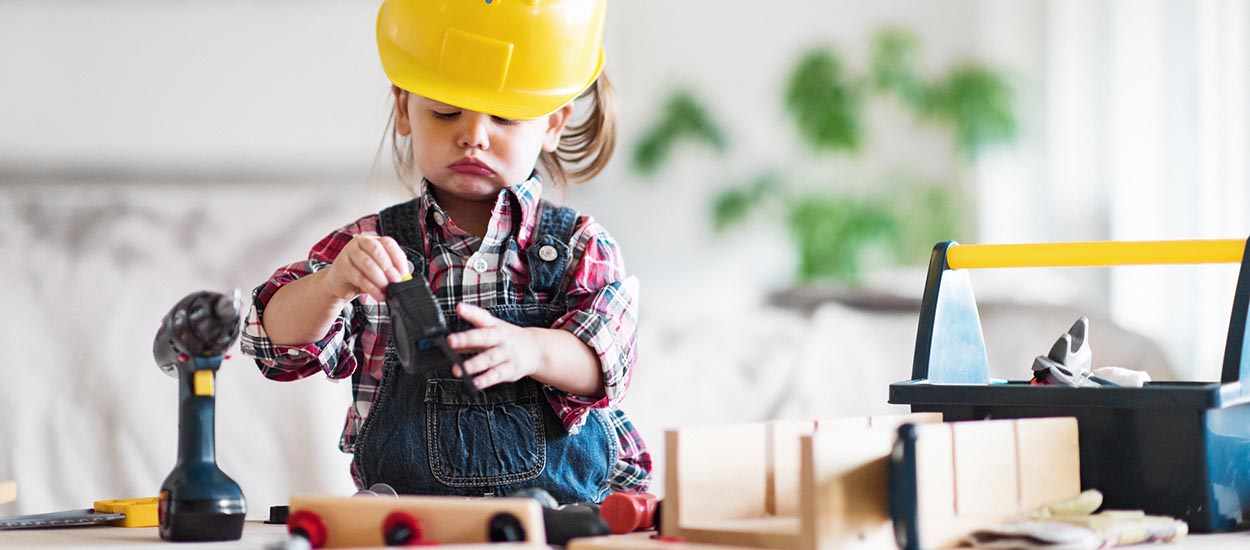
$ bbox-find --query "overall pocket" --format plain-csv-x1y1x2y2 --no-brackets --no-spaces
425,378,546,487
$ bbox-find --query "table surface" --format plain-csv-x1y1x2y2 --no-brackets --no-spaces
2,522,1249,549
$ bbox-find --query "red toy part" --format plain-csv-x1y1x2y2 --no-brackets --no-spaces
288,509,328,549
599,492,659,534
382,510,424,546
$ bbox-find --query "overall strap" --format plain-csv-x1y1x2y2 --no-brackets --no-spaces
358,199,429,394
527,200,580,300
377,198,429,278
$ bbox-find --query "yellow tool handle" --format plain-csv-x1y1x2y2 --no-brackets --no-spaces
946,239,1246,269
94,497,159,528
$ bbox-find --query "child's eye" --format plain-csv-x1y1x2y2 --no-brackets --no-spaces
492,116,519,126
432,110,460,120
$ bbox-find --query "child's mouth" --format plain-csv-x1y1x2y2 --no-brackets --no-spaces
449,157,495,177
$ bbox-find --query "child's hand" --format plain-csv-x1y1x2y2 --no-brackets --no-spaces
448,303,544,390
321,234,410,303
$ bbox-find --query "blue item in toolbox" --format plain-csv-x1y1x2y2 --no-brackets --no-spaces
889,238,1250,533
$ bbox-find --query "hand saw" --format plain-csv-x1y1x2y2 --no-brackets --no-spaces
0,497,158,529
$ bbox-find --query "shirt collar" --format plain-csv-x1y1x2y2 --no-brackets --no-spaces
416,172,545,249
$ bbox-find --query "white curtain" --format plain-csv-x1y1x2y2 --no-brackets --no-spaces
975,0,1250,380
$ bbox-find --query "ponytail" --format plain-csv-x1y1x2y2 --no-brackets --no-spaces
539,72,618,188
389,89,415,187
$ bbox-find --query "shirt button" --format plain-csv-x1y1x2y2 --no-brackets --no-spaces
538,245,558,262
432,211,446,226
470,256,489,273
286,348,300,357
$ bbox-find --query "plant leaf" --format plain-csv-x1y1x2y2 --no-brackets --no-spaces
630,90,729,177
711,188,756,233
785,195,900,284
884,182,970,264
709,173,782,232
870,29,926,109
785,50,864,153
925,65,1016,155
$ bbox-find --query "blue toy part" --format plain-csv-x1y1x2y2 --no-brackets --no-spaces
911,241,990,384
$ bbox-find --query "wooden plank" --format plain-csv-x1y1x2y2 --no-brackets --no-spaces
289,494,544,547
0,521,547,549
865,412,943,431
665,423,769,531
912,422,958,549
767,421,815,516
1015,417,1081,511
800,429,895,550
951,419,1018,517
663,430,682,538
906,418,1083,549
814,417,870,431
679,517,800,550
569,532,773,550
0,481,14,504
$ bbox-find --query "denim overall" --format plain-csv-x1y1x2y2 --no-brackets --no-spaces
351,198,617,504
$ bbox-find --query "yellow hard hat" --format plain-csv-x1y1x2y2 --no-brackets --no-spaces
377,0,607,120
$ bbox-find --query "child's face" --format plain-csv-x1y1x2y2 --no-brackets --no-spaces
395,88,574,202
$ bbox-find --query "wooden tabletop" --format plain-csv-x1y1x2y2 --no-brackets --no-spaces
0,521,542,549
2,521,1248,549
0,522,287,549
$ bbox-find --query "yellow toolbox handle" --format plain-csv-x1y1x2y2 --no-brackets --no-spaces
946,239,1246,269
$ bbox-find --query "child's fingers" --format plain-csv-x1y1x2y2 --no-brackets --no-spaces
347,249,391,293
357,236,404,282
345,268,385,302
472,367,506,390
455,348,505,377
448,327,502,351
378,236,411,278
456,302,499,328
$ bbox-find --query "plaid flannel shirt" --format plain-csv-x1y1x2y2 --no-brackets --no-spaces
240,175,650,492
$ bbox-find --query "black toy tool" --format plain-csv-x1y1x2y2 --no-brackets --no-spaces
387,275,478,393
153,290,246,541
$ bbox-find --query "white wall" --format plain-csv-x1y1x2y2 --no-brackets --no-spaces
0,0,983,309
0,0,988,514
971,0,1250,380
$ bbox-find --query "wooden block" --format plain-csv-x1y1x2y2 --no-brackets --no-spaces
0,481,14,504
679,517,800,549
662,431,681,538
905,418,1082,549
800,428,896,550
814,416,870,431
767,421,815,516
865,412,943,431
1015,417,1080,511
289,494,544,548
814,413,941,434
951,419,1018,517
664,423,769,531
569,532,774,550
912,422,960,549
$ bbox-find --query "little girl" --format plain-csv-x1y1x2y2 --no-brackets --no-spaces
240,0,649,503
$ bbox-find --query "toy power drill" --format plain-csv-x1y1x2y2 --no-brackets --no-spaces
153,290,246,541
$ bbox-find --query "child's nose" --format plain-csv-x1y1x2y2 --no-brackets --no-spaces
457,113,491,150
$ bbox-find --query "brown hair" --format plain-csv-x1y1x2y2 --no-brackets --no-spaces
386,72,618,191
540,71,618,187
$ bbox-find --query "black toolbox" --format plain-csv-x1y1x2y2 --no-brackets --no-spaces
889,238,1250,533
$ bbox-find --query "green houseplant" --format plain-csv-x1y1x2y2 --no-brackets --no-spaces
631,29,1017,285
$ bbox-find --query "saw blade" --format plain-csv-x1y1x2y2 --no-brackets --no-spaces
0,509,126,529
